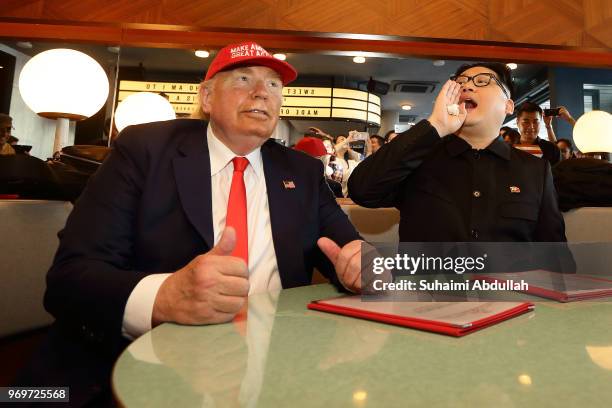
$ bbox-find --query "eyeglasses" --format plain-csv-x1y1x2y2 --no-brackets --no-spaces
450,73,510,98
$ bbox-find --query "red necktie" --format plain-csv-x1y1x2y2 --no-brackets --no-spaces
226,157,249,264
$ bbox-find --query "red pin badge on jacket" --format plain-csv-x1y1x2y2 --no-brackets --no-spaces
510,186,521,193
283,180,295,189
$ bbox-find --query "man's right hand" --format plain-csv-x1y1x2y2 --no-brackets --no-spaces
427,80,467,137
152,227,249,326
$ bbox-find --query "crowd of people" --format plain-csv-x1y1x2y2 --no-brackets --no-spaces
291,100,581,198
291,126,407,197
499,102,581,164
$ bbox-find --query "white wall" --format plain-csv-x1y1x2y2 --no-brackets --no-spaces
1,43,76,160
271,119,303,147
380,110,399,135
270,119,291,145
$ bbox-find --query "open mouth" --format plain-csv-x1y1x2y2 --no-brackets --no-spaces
463,98,478,111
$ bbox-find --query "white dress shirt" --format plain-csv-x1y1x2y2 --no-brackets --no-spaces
122,125,281,339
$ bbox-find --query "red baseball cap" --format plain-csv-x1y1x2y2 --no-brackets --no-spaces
205,41,297,85
294,137,327,158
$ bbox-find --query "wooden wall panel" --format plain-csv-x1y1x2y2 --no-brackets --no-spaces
0,0,611,50
489,1,586,46
583,0,612,47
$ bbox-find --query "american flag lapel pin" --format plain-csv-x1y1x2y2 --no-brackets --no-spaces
509,186,521,193
283,180,296,189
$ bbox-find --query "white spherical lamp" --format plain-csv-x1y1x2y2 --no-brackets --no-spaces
18,48,110,153
114,92,176,132
573,110,612,153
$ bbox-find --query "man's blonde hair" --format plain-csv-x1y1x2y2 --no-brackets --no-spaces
190,78,213,120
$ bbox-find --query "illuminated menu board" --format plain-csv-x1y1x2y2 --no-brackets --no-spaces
118,81,201,114
281,87,381,126
118,81,381,125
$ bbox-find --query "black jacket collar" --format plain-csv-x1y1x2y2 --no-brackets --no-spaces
446,134,511,161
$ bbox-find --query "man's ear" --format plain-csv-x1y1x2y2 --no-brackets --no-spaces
505,99,515,116
200,83,212,115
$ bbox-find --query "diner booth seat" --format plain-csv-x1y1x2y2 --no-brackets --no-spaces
340,204,612,244
563,207,612,242
340,204,612,279
2,200,610,335
340,205,400,243
0,200,72,338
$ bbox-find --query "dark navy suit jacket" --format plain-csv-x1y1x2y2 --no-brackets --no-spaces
19,120,359,406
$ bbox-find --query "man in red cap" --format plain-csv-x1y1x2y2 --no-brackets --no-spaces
24,42,363,405
294,136,344,197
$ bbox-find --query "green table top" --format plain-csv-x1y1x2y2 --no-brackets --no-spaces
112,284,612,407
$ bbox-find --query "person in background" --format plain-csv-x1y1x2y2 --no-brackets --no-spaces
383,129,397,143
307,126,334,143
0,113,16,156
516,101,561,165
370,135,384,154
334,134,361,196
502,127,521,145
294,136,343,198
499,125,513,139
322,138,335,156
557,138,575,160
334,134,361,161
7,135,32,155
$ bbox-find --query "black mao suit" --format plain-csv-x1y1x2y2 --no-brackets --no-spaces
348,120,566,242
19,119,359,406
535,137,561,166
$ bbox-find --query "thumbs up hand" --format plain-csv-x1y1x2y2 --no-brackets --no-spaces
152,227,250,326
317,238,363,293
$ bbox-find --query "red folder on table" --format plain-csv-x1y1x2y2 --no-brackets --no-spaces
473,270,612,302
308,296,534,337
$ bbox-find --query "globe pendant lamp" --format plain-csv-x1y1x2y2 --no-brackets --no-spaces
18,48,110,154
573,110,612,156
114,92,176,133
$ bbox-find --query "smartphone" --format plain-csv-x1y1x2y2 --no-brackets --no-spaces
349,131,369,141
543,108,561,117
349,140,366,155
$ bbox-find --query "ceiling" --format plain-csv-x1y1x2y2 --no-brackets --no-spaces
3,40,546,132
116,47,544,118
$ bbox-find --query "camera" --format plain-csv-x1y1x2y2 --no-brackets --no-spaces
349,140,366,155
348,131,369,155
543,108,561,117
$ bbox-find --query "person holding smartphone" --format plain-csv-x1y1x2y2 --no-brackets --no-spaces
516,101,561,165
542,106,577,143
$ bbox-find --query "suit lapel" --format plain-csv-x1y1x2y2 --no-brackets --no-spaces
261,141,305,288
173,125,214,249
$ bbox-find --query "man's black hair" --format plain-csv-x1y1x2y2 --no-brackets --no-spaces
516,101,543,119
370,135,385,145
383,130,396,142
454,62,514,99
557,138,573,149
